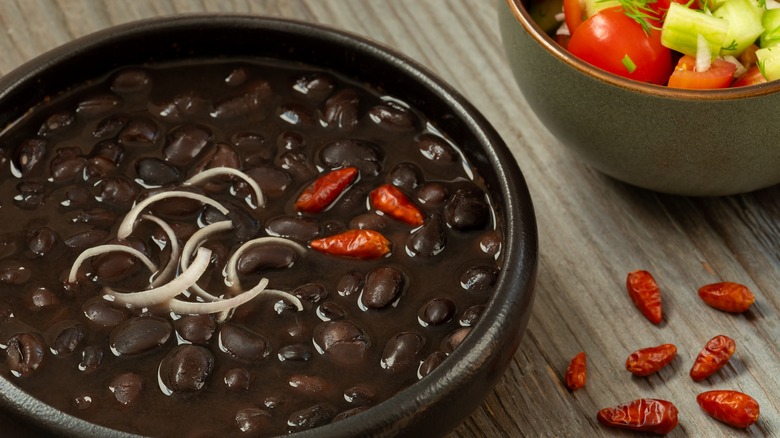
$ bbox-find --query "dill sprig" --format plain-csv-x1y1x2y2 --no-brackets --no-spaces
614,0,662,34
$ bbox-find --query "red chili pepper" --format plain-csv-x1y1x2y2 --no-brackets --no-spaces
698,282,755,313
309,229,391,259
369,184,424,227
625,343,677,377
626,270,663,325
697,390,760,428
295,167,358,213
690,335,736,382
597,398,679,434
565,352,586,390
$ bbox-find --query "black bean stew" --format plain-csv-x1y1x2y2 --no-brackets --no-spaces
0,58,502,437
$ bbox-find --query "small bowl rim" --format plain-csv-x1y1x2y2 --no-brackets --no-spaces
505,0,780,99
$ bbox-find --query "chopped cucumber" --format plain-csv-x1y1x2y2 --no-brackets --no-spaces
662,3,730,58
760,8,780,47
713,0,765,56
756,46,780,79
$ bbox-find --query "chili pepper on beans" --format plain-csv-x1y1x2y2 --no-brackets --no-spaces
565,352,586,390
626,270,663,325
690,335,736,382
295,167,358,213
698,282,755,313
625,344,677,377
697,390,760,428
597,398,679,434
310,229,391,259
369,183,424,226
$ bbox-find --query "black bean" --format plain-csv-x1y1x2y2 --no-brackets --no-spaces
336,272,363,297
210,80,273,119
218,324,271,364
0,260,31,285
232,132,267,155
145,187,204,217
111,69,151,94
288,374,333,398
15,138,47,176
460,305,485,327
6,332,46,377
84,156,116,179
322,89,360,129
278,344,312,362
93,115,128,138
243,166,291,199
49,322,86,356
77,94,120,117
65,229,110,250
175,315,216,345
319,139,382,176
65,185,92,206
26,286,59,309
265,216,319,242
368,103,416,131
277,130,304,151
442,327,471,353
82,297,129,328
444,185,490,231
460,265,498,293
343,385,375,405
15,181,45,209
361,266,405,309
277,151,317,182
49,147,86,182
164,125,212,166
151,92,210,121
418,297,456,327
278,103,317,127
294,73,334,100
418,351,447,378
91,249,144,281
406,213,447,257
98,176,139,209
417,182,448,207
192,143,241,178
136,157,180,186
235,408,271,433
287,403,335,433
224,68,247,87
224,368,253,392
389,162,423,191
381,332,426,373
27,226,59,256
313,320,370,365
79,346,104,373
0,302,12,325
72,208,118,229
317,301,347,321
159,344,215,393
73,395,93,411
38,111,75,136
333,406,369,422
292,283,328,304
236,243,298,274
478,230,502,257
110,316,172,356
109,371,144,405
348,212,391,231
418,133,458,164
118,117,159,146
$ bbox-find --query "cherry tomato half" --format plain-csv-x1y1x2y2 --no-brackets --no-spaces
667,55,737,89
731,65,767,87
567,7,672,85
563,0,586,34
649,0,699,21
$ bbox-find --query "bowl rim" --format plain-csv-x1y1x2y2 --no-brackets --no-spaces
504,0,780,99
0,13,538,438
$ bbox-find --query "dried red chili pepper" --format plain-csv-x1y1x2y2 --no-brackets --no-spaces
626,270,663,325
295,167,358,213
565,352,586,390
690,335,736,382
369,184,424,226
698,282,755,313
625,343,677,377
597,398,679,434
309,229,391,259
697,390,760,428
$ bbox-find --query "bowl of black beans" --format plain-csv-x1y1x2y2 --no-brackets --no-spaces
0,14,538,438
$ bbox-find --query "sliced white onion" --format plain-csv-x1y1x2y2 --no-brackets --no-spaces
723,55,747,78
696,33,712,73
104,247,212,308
140,214,180,287
168,278,269,315
179,220,234,301
224,237,307,289
183,167,265,208
263,288,304,311
117,191,229,240
68,244,157,284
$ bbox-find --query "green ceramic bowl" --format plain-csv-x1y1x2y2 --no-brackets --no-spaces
499,0,780,196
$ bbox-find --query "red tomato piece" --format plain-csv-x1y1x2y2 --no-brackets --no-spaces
649,0,699,21
732,66,767,87
668,55,737,89
563,0,586,34
567,7,672,85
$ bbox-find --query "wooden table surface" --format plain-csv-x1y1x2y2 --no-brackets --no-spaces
0,1,778,437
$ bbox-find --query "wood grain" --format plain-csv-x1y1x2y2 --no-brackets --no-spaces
0,1,777,436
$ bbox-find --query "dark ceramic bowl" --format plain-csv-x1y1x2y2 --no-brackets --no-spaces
0,14,537,438
499,0,780,196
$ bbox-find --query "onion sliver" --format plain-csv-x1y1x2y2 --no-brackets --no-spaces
183,167,265,208
104,247,212,308
263,288,304,311
179,220,234,301
168,278,270,315
224,237,307,289
117,191,229,239
141,214,181,287
69,244,157,284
